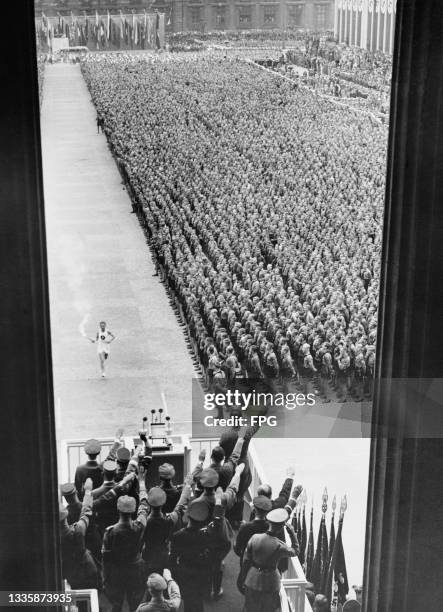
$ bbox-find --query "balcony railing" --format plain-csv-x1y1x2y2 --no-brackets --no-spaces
64,587,99,612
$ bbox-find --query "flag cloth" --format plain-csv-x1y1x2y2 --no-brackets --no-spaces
296,508,302,552
329,513,336,563
311,514,329,594
142,11,147,48
306,507,315,580
158,13,165,49
125,18,129,45
79,23,85,46
110,19,116,46
300,506,307,566
134,15,138,46
120,12,124,41
155,12,161,49
325,516,349,606
147,15,155,49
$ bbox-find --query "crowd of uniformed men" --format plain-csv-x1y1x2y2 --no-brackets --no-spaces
59,425,318,611
81,52,383,405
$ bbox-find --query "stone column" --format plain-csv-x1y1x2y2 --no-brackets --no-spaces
354,6,359,46
338,5,343,42
363,1,443,611
361,0,369,49
376,0,381,50
280,0,286,29
334,0,339,38
228,0,236,29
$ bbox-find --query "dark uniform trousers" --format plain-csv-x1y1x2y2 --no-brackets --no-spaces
142,515,174,576
171,505,228,612
172,533,211,612
62,544,99,590
61,511,99,591
103,497,149,612
104,559,146,612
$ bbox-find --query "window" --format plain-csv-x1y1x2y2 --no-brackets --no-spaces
315,4,328,30
190,6,201,26
214,6,227,28
264,6,277,25
239,6,252,26
287,4,304,27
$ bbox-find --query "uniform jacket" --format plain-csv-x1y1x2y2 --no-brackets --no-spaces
60,501,98,589
75,461,103,498
243,532,295,592
102,490,149,567
143,484,191,567
170,502,228,571
234,518,269,563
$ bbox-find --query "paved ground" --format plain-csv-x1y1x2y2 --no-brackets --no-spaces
41,64,196,444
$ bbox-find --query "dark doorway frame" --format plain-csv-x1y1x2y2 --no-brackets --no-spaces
0,0,61,595
364,1,443,611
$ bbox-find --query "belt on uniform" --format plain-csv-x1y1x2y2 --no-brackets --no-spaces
251,562,275,573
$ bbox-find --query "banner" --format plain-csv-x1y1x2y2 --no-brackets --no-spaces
35,13,165,52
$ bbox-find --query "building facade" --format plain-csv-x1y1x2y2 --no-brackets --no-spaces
170,0,334,33
334,0,396,54
35,0,335,33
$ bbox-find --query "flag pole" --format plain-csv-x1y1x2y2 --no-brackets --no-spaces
306,496,314,580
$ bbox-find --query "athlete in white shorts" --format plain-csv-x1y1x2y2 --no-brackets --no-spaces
88,321,116,378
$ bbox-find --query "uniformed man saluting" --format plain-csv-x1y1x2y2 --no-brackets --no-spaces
74,439,103,499
142,476,192,577
239,507,297,612
60,483,82,525
59,478,99,590
158,463,180,514
136,569,181,612
102,468,149,612
170,487,230,612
